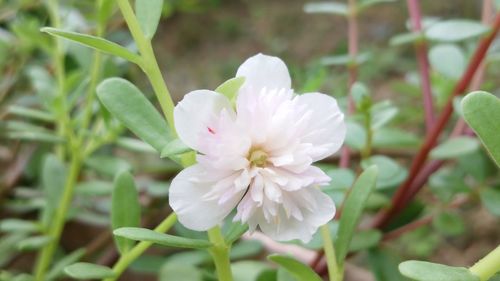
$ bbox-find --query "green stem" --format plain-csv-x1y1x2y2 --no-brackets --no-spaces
115,0,175,130
103,213,178,281
361,111,372,160
34,154,82,281
208,227,234,281
47,0,68,160
320,225,341,281
469,245,500,281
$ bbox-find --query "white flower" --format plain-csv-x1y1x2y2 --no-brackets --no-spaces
169,54,346,242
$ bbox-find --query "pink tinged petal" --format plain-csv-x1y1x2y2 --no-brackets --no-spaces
168,165,243,231
295,92,346,161
174,90,234,153
236,53,292,91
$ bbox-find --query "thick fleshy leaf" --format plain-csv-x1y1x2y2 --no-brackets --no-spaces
136,0,163,39
425,20,489,42
399,261,479,281
320,52,371,66
390,32,423,46
349,229,382,252
303,2,348,15
41,28,141,64
46,248,86,280
0,219,40,233
215,77,245,103
64,263,115,279
85,155,132,177
236,54,291,91
41,155,66,227
232,261,271,281
429,44,466,80
335,165,378,265
113,227,213,249
480,188,500,216
462,91,500,167
161,139,192,158
430,137,480,159
97,78,173,152
111,171,141,254
160,262,203,281
432,212,465,236
174,90,234,153
358,0,396,11
268,255,322,281
7,105,54,122
361,156,407,189
17,236,52,251
224,221,249,245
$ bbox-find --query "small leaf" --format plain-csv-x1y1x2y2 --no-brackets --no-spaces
215,77,245,103
373,128,420,148
335,165,378,265
160,262,203,281
303,2,348,15
429,44,466,80
97,78,173,152
231,261,271,281
390,32,423,46
224,221,249,245
0,219,40,233
46,248,86,280
41,155,66,227
399,260,479,281
116,137,156,153
64,263,115,279
268,255,322,281
136,0,164,39
358,0,396,12
349,230,382,252
41,28,142,65
430,137,479,159
75,181,114,196
361,156,406,189
161,139,192,158
425,20,489,42
462,91,500,167
7,105,54,122
479,188,500,216
17,236,52,251
320,52,371,66
111,171,141,254
113,227,213,249
85,155,132,177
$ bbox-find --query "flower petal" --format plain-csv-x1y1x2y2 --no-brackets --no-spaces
252,187,335,242
236,53,291,91
295,92,346,161
174,90,234,152
169,165,244,231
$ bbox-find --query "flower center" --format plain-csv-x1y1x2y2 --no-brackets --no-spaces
248,148,268,167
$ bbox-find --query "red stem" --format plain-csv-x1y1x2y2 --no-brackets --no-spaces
408,0,435,133
372,11,500,229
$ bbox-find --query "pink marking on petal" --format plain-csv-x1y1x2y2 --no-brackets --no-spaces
207,127,216,134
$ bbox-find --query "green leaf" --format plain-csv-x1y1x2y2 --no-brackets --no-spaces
361,156,407,189
432,212,465,236
215,77,245,103
320,52,371,66
0,219,40,233
462,91,500,167
430,137,480,159
41,28,142,65
75,181,114,196
232,261,271,281
224,221,249,245
268,255,322,281
399,260,479,281
372,128,420,148
429,44,466,80
345,120,366,150
85,155,132,177
7,105,54,122
349,229,382,252
46,248,86,280
479,188,500,216
17,236,52,251
390,32,423,46
358,0,396,11
159,262,203,281
64,263,115,279
368,249,409,281
97,78,173,152
116,137,156,153
303,2,348,15
41,155,66,226
230,240,263,260
111,171,141,254
160,139,192,158
136,0,164,39
425,20,489,42
371,101,398,129
335,165,378,265
98,0,115,26
113,227,213,249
